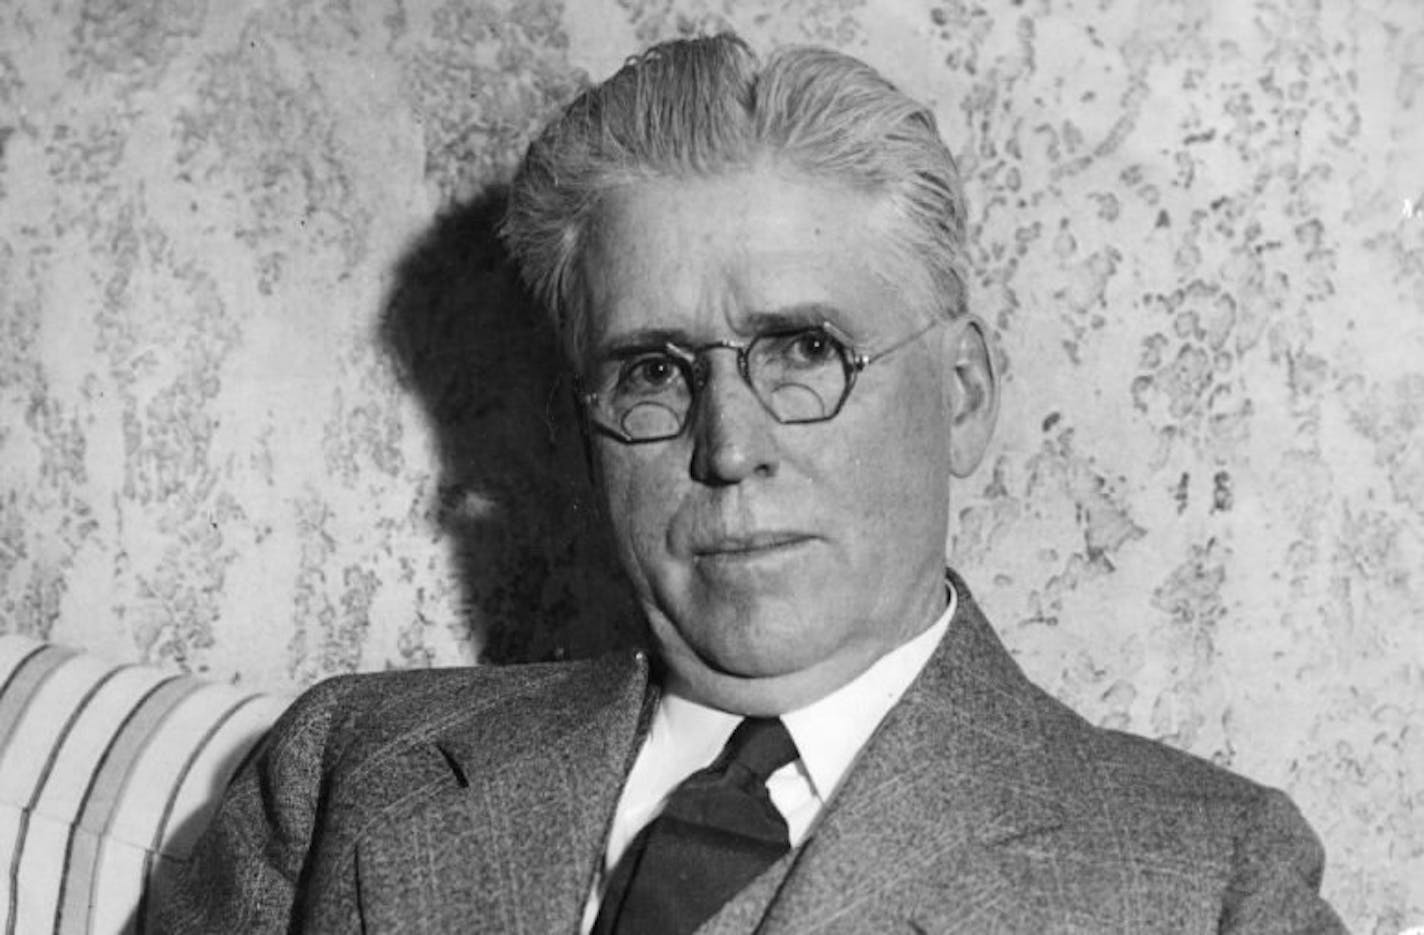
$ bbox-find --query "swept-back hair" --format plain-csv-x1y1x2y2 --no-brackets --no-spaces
501,33,967,358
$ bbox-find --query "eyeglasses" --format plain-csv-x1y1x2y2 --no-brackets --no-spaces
580,317,945,443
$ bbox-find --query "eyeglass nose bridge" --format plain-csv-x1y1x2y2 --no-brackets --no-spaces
685,339,754,392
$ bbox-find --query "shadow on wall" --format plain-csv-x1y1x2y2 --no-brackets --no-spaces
380,187,644,664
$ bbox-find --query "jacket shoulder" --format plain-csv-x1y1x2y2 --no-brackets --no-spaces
1039,719,1343,931
1084,723,1269,801
271,654,638,771
154,653,645,933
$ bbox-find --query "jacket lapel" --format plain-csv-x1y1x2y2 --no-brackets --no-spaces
754,582,1074,933
352,651,655,934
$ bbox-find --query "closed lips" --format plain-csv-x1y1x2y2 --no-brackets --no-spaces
694,532,814,555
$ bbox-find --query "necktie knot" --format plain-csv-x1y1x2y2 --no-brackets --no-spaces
716,717,798,783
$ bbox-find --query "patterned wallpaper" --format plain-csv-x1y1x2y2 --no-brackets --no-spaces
1,0,1420,927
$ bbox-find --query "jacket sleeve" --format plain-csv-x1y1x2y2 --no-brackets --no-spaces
151,675,367,934
1217,788,1349,934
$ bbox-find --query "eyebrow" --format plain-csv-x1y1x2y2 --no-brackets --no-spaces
742,304,846,332
593,303,852,357
592,328,688,360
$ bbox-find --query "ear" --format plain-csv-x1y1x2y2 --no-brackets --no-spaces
943,314,999,478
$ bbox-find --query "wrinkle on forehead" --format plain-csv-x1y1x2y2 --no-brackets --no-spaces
580,170,940,355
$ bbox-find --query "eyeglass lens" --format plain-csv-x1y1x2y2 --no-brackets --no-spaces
593,328,852,440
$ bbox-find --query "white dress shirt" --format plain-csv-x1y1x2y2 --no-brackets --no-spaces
580,583,958,931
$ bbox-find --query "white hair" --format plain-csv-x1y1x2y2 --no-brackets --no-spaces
501,33,968,358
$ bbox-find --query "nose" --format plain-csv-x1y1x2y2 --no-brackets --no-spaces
689,352,779,485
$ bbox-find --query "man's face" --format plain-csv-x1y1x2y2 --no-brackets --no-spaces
581,167,986,714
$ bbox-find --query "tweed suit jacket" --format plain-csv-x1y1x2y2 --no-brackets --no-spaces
156,580,1345,934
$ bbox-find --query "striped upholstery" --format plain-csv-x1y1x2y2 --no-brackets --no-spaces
0,636,289,934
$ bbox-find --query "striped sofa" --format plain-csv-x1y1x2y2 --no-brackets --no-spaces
0,636,289,934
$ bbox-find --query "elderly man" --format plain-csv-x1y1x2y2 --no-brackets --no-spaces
159,34,1344,933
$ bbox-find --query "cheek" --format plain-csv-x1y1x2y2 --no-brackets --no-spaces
598,446,681,572
840,442,942,529
834,369,952,524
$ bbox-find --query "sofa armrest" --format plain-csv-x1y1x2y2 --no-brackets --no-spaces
0,635,289,934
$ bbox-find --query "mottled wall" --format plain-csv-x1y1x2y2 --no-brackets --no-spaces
1,0,1419,928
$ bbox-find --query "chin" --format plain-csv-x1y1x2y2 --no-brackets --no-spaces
682,602,842,678
660,621,874,716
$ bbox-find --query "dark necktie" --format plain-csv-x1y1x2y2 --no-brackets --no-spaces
592,717,800,935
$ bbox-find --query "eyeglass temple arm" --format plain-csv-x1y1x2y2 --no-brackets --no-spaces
856,316,948,368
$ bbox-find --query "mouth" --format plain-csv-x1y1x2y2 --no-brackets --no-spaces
692,531,816,558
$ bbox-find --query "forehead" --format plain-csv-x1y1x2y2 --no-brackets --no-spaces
580,169,934,351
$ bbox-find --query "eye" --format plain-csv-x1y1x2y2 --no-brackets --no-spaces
784,328,841,365
616,353,684,394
